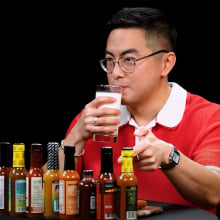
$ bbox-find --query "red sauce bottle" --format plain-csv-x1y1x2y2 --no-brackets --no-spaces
26,143,43,217
0,142,11,215
79,169,96,220
96,146,117,220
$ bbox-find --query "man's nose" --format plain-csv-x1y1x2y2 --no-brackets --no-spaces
111,62,125,78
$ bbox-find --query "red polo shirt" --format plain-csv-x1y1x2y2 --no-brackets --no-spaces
65,83,220,214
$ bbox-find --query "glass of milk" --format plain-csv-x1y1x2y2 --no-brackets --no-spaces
93,84,121,143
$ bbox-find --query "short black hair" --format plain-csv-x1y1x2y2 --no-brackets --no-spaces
105,7,177,51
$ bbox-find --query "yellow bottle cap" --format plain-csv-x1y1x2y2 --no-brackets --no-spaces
13,143,25,151
121,147,133,157
13,143,25,167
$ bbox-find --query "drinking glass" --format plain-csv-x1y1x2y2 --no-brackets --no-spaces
93,85,121,143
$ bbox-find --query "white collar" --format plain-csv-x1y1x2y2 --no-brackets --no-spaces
119,82,187,128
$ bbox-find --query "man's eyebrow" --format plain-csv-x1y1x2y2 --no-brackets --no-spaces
105,48,139,57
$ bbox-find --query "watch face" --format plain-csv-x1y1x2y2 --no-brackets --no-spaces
173,152,180,164
160,146,180,170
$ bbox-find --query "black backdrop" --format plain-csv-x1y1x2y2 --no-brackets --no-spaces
1,0,220,169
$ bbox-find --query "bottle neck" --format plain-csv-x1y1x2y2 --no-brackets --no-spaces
101,152,113,173
82,170,93,180
47,142,59,170
121,156,133,173
30,150,42,168
64,152,75,170
64,146,76,171
13,151,25,168
0,142,11,167
47,153,59,170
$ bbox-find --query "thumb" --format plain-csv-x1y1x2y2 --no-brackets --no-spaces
134,126,150,137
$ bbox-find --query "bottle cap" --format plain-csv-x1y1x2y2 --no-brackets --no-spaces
30,143,43,166
83,169,93,176
13,143,25,167
13,143,25,151
31,143,42,151
0,142,11,167
101,146,113,155
47,142,59,170
121,147,133,157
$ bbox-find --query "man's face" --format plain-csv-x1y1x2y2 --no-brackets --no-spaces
105,28,165,107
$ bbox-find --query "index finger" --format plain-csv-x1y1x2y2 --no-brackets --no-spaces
133,138,150,157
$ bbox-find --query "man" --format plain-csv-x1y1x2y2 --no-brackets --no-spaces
60,7,220,214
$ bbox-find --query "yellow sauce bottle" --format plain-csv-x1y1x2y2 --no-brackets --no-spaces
43,142,60,218
8,143,27,216
117,147,138,220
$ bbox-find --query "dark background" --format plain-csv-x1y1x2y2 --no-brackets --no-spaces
0,0,220,168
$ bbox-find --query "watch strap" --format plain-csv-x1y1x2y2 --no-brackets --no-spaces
160,145,180,171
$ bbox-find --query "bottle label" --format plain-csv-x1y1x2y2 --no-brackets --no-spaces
65,180,79,215
89,190,96,215
30,177,43,213
52,181,59,213
126,185,137,220
103,182,117,220
96,182,101,220
59,180,65,214
59,180,79,215
0,175,5,209
15,179,26,212
26,177,29,213
8,178,11,211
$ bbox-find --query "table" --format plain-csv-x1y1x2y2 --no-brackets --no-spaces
0,201,218,220
141,201,218,219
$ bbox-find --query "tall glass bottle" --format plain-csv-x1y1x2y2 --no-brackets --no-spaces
26,143,43,217
117,147,138,220
96,146,117,220
43,142,60,218
59,145,80,219
0,142,11,215
79,170,96,220
8,143,27,216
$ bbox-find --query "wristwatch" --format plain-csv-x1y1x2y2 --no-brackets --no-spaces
160,145,180,171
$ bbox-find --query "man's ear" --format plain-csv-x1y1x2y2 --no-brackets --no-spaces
161,52,176,77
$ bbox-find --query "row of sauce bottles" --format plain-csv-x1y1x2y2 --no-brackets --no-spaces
0,142,138,220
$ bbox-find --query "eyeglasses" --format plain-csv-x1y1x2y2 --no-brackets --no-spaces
99,49,170,74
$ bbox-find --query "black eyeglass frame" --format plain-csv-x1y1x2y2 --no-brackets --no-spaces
99,49,170,74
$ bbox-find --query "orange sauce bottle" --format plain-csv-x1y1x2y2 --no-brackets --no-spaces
26,143,43,217
117,147,138,220
96,146,117,220
8,143,27,216
0,142,11,215
43,142,60,218
59,145,80,219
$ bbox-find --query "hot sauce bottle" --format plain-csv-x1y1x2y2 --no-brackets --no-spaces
59,145,80,219
26,143,43,217
0,142,11,215
43,142,60,218
96,146,117,220
79,169,96,220
8,143,27,216
117,147,138,220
